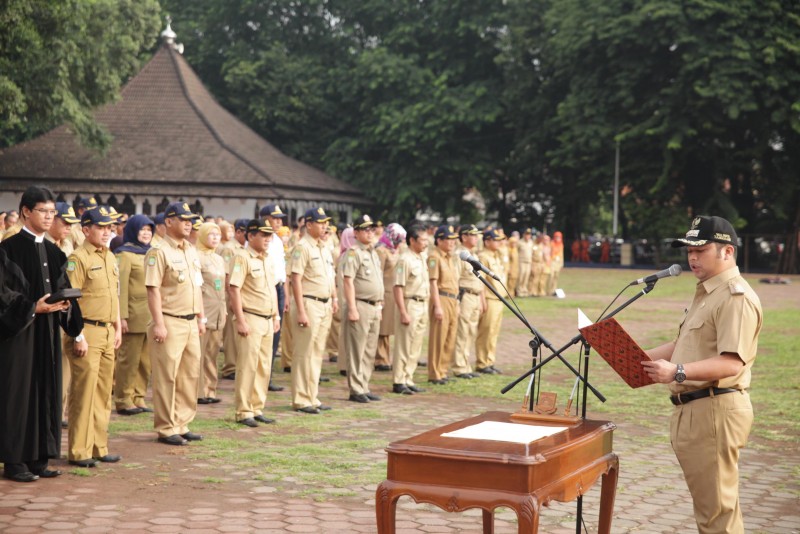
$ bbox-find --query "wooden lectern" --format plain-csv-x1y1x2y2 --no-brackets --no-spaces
376,411,618,533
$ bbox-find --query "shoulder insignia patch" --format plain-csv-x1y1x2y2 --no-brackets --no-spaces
292,249,301,259
729,281,745,295
148,256,156,266
233,263,242,273
428,259,436,268
396,264,404,273
67,260,76,272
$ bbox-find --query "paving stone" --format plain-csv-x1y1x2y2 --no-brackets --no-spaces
40,522,82,530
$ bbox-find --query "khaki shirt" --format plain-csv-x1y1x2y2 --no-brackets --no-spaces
117,251,151,332
67,242,119,323
531,243,545,264
144,235,202,316
477,249,507,300
220,239,244,275
455,245,482,293
150,233,164,249
229,247,276,316
670,267,762,394
342,241,384,301
290,234,332,299
45,233,74,257
199,250,227,329
428,247,458,294
518,239,533,263
376,245,398,297
394,250,429,300
69,223,85,248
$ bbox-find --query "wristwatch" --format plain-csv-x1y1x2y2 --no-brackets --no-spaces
74,334,85,343
200,317,208,325
674,363,686,383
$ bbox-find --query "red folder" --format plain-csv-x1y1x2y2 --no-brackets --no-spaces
579,317,655,388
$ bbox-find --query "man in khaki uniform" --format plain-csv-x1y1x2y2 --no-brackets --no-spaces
220,218,248,380
145,202,206,446
228,220,280,427
517,229,533,296
46,202,79,427
452,224,484,379
391,226,430,395
65,207,122,467
69,196,98,249
643,216,762,534
427,225,459,384
506,231,520,297
290,207,337,414
528,233,548,297
150,213,166,249
476,228,507,374
342,215,384,403
260,204,290,392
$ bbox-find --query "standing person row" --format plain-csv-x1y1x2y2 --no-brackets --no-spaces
373,223,406,372
427,225,459,385
196,222,227,405
475,228,507,374
219,219,248,381
260,204,289,393
452,224,483,379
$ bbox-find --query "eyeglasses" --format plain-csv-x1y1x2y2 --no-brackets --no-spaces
32,208,57,217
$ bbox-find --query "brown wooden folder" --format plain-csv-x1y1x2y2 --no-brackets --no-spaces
579,317,655,388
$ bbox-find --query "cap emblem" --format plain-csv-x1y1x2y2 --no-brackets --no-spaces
99,207,108,216
317,207,325,215
274,205,282,213
714,232,731,241
691,217,702,229
364,215,371,222
183,203,190,211
448,226,454,233
686,229,699,237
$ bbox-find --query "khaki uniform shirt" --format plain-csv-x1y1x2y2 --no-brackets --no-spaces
670,267,762,394
394,250,429,300
455,245,482,294
220,239,244,275
477,249,507,300
342,241,384,301
69,223,85,248
199,250,227,329
428,247,458,295
150,233,164,249
507,239,519,273
229,247,276,316
117,251,151,332
45,233,74,257
290,234,332,299
144,235,202,316
67,242,119,323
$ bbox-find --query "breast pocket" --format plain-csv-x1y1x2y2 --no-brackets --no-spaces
681,317,706,353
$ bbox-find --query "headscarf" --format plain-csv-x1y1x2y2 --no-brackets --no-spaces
378,223,406,250
197,222,221,253
115,214,155,255
218,220,233,243
339,227,356,255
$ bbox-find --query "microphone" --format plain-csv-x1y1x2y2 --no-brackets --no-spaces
458,250,500,281
631,264,682,286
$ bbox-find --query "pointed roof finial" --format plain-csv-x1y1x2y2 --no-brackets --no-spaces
160,15,183,54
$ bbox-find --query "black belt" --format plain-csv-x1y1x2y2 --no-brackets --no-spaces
357,298,381,306
276,282,284,287
244,310,274,320
163,312,196,320
459,288,480,296
303,295,329,303
670,387,740,406
438,291,458,299
407,296,427,302
84,319,113,328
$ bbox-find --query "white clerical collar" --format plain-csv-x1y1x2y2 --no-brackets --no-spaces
22,225,45,243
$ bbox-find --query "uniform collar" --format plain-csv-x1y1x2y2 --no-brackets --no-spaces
700,266,740,294
302,234,322,247
81,241,107,254
247,247,266,259
164,234,188,250
22,225,45,243
356,241,372,252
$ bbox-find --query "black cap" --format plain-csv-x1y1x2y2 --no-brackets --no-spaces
246,219,274,234
483,228,507,241
80,206,115,227
304,206,331,223
77,196,98,210
55,202,80,223
672,216,738,248
459,224,480,237
260,203,288,219
234,218,249,231
434,225,458,240
164,202,195,220
353,214,375,230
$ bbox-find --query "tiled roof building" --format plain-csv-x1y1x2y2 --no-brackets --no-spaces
0,21,366,222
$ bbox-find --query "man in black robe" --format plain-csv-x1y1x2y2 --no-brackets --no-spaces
0,185,82,482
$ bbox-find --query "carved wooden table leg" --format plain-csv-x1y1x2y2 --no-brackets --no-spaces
482,509,494,533
375,481,397,534
515,495,540,533
597,454,619,534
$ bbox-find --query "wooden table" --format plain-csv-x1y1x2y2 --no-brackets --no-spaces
375,411,618,533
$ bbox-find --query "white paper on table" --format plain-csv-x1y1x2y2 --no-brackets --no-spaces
441,421,568,444
578,308,593,329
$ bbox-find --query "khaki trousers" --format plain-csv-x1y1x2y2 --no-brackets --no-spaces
114,332,151,409
517,261,532,296
427,296,458,381
344,301,381,396
290,298,331,409
671,390,753,534
452,293,480,375
68,324,115,461
325,307,341,359
392,299,428,386
374,335,391,367
221,310,237,376
507,271,519,298
233,314,274,420
280,311,294,369
198,328,223,399
548,266,562,295
149,315,201,438
61,333,72,421
529,263,546,296
476,299,504,370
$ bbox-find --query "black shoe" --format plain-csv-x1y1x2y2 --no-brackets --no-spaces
418,360,427,367
407,385,426,393
489,366,502,374
283,367,291,373
349,393,370,403
317,404,332,411
3,471,38,482
238,418,259,428
181,432,203,441
61,420,68,429
374,364,391,372
197,398,211,404
253,414,275,424
469,373,481,378
158,434,188,446
393,384,414,395
476,367,494,374
365,393,382,401
455,373,473,379
339,370,347,377
268,384,284,392
329,355,338,363
319,376,330,383
68,458,98,468
206,397,222,404
428,379,446,385
295,406,320,414
117,407,144,416
94,454,121,463
32,469,61,478
138,406,154,412
222,373,236,380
